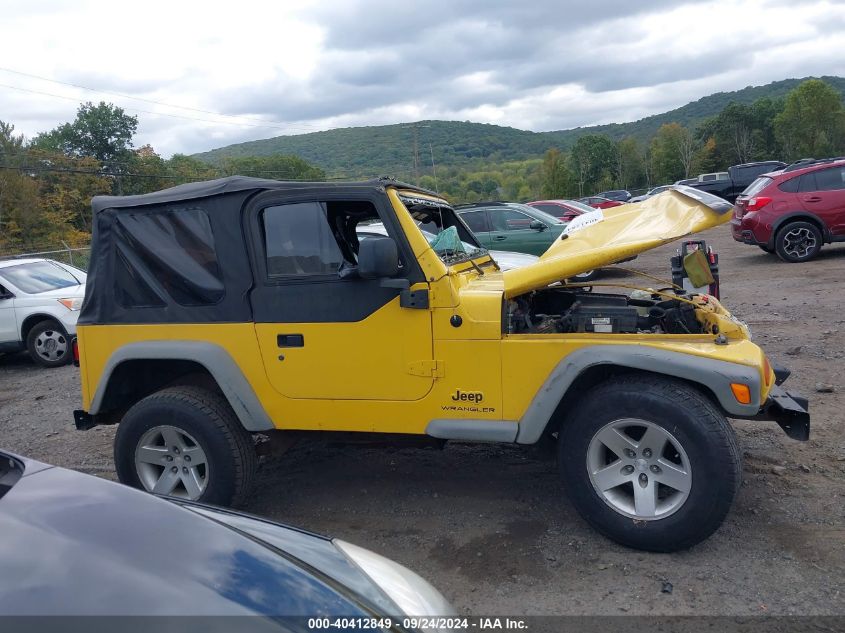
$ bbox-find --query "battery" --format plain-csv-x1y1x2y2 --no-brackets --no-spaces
671,240,720,298
559,301,640,333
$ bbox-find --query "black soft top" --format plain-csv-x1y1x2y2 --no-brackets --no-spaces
91,176,439,214
81,176,443,326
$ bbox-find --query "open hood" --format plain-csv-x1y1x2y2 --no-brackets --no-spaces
502,186,733,298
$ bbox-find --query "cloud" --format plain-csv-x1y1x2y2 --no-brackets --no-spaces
0,0,842,157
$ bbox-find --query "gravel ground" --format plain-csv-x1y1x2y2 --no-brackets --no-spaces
1,225,844,616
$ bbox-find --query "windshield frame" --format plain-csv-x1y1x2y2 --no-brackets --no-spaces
397,194,491,267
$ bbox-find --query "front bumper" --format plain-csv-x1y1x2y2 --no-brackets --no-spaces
752,384,810,441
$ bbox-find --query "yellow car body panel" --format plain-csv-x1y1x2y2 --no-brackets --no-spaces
77,181,782,440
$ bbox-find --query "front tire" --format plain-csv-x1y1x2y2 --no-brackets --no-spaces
558,375,741,552
26,320,71,368
114,386,257,506
775,221,822,262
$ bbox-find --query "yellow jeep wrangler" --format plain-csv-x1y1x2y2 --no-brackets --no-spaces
74,177,809,551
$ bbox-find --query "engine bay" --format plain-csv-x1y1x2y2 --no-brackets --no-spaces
506,287,704,335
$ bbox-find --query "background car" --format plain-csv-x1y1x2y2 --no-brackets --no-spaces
526,199,637,281
629,185,673,203
0,258,86,367
0,449,455,620
577,196,624,209
595,189,632,202
526,198,596,222
731,157,845,262
455,202,567,256
357,222,539,271
688,161,786,202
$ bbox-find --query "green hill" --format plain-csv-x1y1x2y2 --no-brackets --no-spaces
193,76,845,178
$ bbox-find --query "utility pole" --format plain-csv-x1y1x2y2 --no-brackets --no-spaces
429,142,438,193
402,123,430,185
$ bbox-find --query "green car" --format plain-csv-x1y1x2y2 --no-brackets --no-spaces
456,202,568,256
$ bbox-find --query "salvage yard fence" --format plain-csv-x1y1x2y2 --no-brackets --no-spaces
0,243,92,271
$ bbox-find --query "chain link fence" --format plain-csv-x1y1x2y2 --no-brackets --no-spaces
0,244,92,271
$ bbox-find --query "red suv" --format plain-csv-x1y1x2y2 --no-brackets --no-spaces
732,158,845,262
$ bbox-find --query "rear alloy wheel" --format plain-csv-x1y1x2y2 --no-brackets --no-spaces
775,221,822,262
115,386,257,506
558,376,742,552
135,425,210,499
26,320,71,368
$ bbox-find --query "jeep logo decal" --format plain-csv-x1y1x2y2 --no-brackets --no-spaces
451,389,483,403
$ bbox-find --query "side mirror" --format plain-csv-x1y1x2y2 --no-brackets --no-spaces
358,236,399,279
529,220,547,232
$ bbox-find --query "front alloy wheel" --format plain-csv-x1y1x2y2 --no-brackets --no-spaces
559,376,742,552
26,320,71,368
586,419,692,520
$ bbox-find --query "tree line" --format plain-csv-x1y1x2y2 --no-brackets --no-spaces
536,79,845,200
1,79,843,252
0,102,325,253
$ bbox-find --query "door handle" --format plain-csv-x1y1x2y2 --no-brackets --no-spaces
805,196,822,203
277,334,304,347
493,235,507,241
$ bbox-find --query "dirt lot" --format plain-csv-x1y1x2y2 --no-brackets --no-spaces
1,225,843,617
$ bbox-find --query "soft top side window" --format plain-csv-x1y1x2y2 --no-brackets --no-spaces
113,207,223,308
261,199,383,278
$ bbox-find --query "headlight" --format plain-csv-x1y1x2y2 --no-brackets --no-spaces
334,539,456,618
58,298,83,311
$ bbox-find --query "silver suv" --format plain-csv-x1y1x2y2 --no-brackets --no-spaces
0,258,87,367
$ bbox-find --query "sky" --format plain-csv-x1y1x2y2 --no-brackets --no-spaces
1,0,844,157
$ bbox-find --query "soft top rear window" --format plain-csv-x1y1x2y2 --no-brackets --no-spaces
113,207,224,308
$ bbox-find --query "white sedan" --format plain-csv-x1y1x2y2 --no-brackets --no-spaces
0,258,87,367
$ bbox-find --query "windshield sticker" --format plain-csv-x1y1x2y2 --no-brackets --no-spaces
564,209,604,235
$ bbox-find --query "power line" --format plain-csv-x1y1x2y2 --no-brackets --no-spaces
0,66,328,132
0,81,324,133
0,163,378,182
1,147,397,181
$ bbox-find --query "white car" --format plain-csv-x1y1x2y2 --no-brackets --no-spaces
0,258,87,367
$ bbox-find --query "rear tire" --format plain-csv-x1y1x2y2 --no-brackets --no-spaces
26,320,71,368
114,386,257,506
758,245,774,253
558,375,742,552
775,221,822,262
